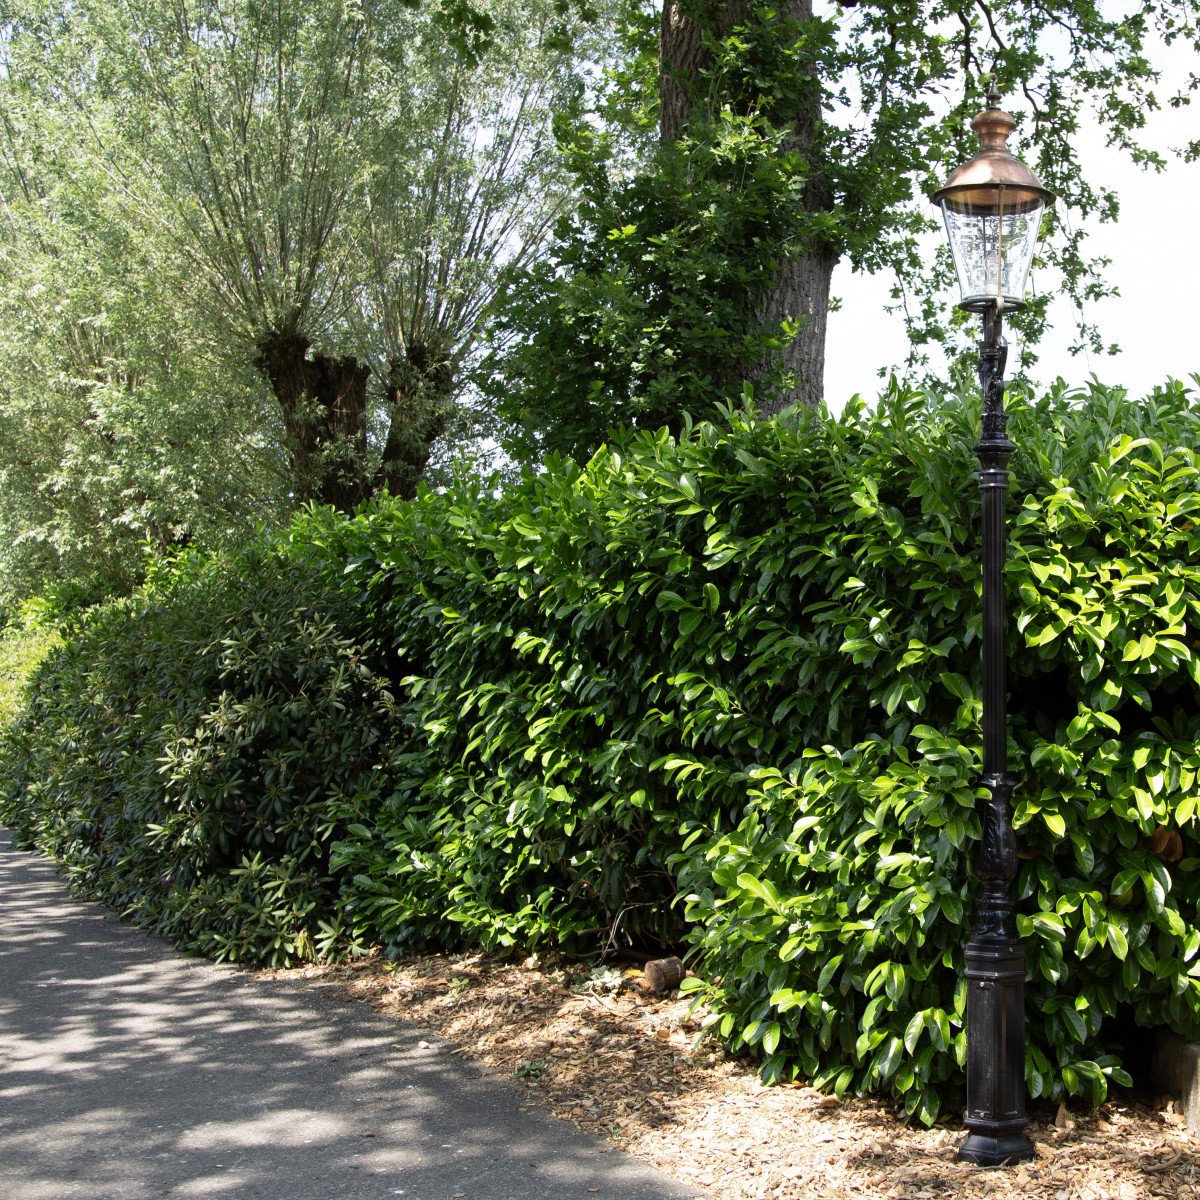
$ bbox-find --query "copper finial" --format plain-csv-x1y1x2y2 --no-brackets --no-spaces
971,103,1017,155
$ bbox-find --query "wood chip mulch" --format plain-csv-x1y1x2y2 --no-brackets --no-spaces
269,951,1200,1200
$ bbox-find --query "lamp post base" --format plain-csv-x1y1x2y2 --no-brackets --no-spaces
958,932,1032,1166
957,1131,1036,1167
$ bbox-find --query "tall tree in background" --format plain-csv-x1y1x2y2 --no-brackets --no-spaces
490,0,1200,459
352,11,579,498
0,0,593,571
94,0,585,507
0,53,289,613
659,1,834,416
113,0,379,511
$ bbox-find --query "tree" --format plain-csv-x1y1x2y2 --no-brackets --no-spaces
0,0,595,520
489,0,1200,458
659,1,835,417
0,46,289,613
115,0,593,507
350,6,585,498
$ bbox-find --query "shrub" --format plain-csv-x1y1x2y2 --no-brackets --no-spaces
0,599,62,732
8,376,1200,1122
302,377,1200,1121
0,539,396,966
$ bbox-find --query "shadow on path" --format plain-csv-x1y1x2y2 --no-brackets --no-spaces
0,829,707,1200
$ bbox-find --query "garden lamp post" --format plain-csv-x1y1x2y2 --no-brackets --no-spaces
931,87,1055,1167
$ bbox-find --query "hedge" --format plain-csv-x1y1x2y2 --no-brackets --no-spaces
301,378,1200,1122
5,377,1200,1122
0,541,395,965
0,599,61,732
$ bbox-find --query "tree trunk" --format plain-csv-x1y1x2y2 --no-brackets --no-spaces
642,956,686,994
377,341,453,501
659,0,836,415
256,331,371,511
751,245,837,417
659,2,733,146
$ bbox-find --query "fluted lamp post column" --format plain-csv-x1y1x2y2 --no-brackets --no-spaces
931,87,1055,1168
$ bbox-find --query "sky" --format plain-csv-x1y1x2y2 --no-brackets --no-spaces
824,45,1200,410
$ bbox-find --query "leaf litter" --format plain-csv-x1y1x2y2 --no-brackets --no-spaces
269,951,1200,1200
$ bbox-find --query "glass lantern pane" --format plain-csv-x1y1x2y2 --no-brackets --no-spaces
941,195,1044,310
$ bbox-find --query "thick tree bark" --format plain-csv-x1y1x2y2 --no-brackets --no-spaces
643,956,687,994
377,341,452,501
256,331,371,511
659,2,734,146
751,245,837,417
256,332,449,508
659,0,837,415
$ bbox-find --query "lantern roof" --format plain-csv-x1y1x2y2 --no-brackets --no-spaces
932,88,1055,212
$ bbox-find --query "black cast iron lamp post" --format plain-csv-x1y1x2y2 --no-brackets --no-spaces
931,88,1055,1168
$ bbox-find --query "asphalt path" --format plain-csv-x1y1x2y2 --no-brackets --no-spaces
0,829,709,1200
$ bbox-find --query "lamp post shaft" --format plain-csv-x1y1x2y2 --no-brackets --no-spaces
978,304,1012,784
958,305,1036,1167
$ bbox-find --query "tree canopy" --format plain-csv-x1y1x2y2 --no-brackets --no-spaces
3,0,1199,606
487,0,1200,460
0,0,597,609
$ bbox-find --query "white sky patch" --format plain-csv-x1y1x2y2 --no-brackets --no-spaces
825,30,1200,410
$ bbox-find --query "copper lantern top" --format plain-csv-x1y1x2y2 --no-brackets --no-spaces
932,90,1055,214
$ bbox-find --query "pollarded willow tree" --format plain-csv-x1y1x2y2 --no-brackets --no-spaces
0,42,289,614
488,0,1200,460
1,0,597,515
349,9,586,499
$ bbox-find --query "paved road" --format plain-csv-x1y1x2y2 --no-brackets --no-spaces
0,829,708,1200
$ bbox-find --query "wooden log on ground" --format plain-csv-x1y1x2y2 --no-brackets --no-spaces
643,956,685,994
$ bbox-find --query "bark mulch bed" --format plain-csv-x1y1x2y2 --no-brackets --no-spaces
271,951,1199,1200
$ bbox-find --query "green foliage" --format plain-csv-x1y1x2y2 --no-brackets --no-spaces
297,473,692,953
487,1,1200,453
0,601,62,732
0,0,602,586
304,377,1200,1121
0,539,396,966
8,375,1200,1123
486,7,821,457
0,52,288,608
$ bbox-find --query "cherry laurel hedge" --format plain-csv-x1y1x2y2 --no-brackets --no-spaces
5,380,1200,1123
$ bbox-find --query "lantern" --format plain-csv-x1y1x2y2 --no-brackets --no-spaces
933,91,1054,312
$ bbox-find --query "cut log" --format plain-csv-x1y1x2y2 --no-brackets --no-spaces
643,956,686,994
